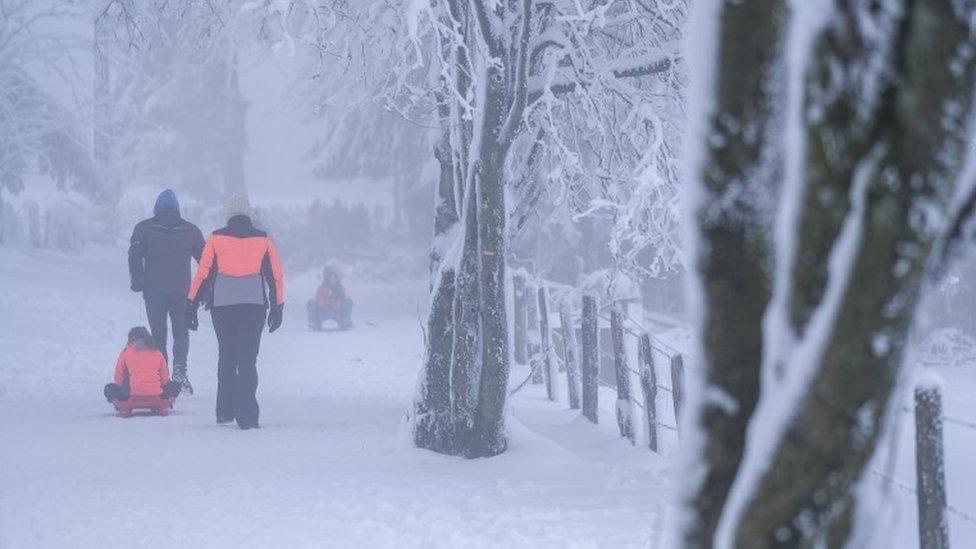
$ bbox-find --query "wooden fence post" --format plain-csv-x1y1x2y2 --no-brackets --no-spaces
526,283,543,384
556,329,567,373
670,354,685,437
915,384,949,549
559,298,581,410
538,286,556,401
610,303,635,444
581,295,599,423
513,274,528,365
639,334,658,452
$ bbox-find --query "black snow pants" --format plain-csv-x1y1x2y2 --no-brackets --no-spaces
211,304,266,429
104,381,180,401
145,295,189,366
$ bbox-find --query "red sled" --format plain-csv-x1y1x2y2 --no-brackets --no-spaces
113,395,175,418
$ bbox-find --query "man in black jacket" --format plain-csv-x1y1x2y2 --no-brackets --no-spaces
129,189,205,394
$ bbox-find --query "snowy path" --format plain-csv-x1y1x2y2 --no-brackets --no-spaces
0,247,669,548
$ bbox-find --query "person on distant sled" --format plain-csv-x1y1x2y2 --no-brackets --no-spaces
104,327,181,417
307,265,353,331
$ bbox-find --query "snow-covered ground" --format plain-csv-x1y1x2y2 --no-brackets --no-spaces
3,244,976,548
0,246,671,548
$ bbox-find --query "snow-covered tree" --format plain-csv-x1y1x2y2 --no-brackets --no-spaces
513,0,687,285
243,0,687,457
403,0,686,457
681,0,976,546
0,1,100,227
94,0,249,205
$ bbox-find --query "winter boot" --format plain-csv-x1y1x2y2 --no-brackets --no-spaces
172,363,194,396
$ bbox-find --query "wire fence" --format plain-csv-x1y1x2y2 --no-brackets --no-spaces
872,399,976,535
514,272,976,540
512,284,685,441
943,415,976,431
596,310,684,359
513,273,688,452
595,377,679,433
900,404,976,433
593,330,683,437
870,467,976,526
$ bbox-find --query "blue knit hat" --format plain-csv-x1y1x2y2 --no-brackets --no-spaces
153,189,180,216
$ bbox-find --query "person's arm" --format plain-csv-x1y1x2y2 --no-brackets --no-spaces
127,224,146,291
261,239,286,306
191,225,205,263
188,237,215,304
113,351,127,385
315,283,327,305
263,239,285,333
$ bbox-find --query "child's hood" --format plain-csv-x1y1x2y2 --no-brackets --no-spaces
128,335,154,351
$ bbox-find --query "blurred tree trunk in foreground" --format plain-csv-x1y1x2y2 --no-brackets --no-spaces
683,0,976,547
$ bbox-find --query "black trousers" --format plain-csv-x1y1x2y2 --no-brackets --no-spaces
104,381,180,401
211,304,266,429
145,295,189,365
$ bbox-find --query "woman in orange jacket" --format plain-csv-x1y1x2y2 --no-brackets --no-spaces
187,195,285,430
103,327,181,403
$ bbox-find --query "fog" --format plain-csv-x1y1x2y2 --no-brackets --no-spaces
240,47,318,199
5,1,976,547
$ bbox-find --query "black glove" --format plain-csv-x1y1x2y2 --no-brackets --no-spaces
187,300,199,331
268,303,283,333
130,281,143,293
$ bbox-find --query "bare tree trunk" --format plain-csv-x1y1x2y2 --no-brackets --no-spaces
220,54,248,199
734,1,976,543
413,110,461,453
469,68,514,456
681,0,786,545
451,176,482,454
679,0,976,545
417,0,531,459
414,267,457,453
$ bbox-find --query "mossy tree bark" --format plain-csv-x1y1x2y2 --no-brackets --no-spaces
685,0,976,546
413,104,461,453
681,1,787,546
735,1,976,546
413,0,469,455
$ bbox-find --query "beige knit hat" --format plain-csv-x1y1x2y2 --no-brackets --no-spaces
224,194,253,219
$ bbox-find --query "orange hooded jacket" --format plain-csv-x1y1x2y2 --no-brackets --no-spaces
114,344,170,397
315,280,347,311
188,215,285,308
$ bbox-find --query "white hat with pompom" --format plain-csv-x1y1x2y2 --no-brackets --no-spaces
224,194,253,219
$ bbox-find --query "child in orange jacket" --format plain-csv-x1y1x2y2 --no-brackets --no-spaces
307,265,353,330
104,327,181,403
